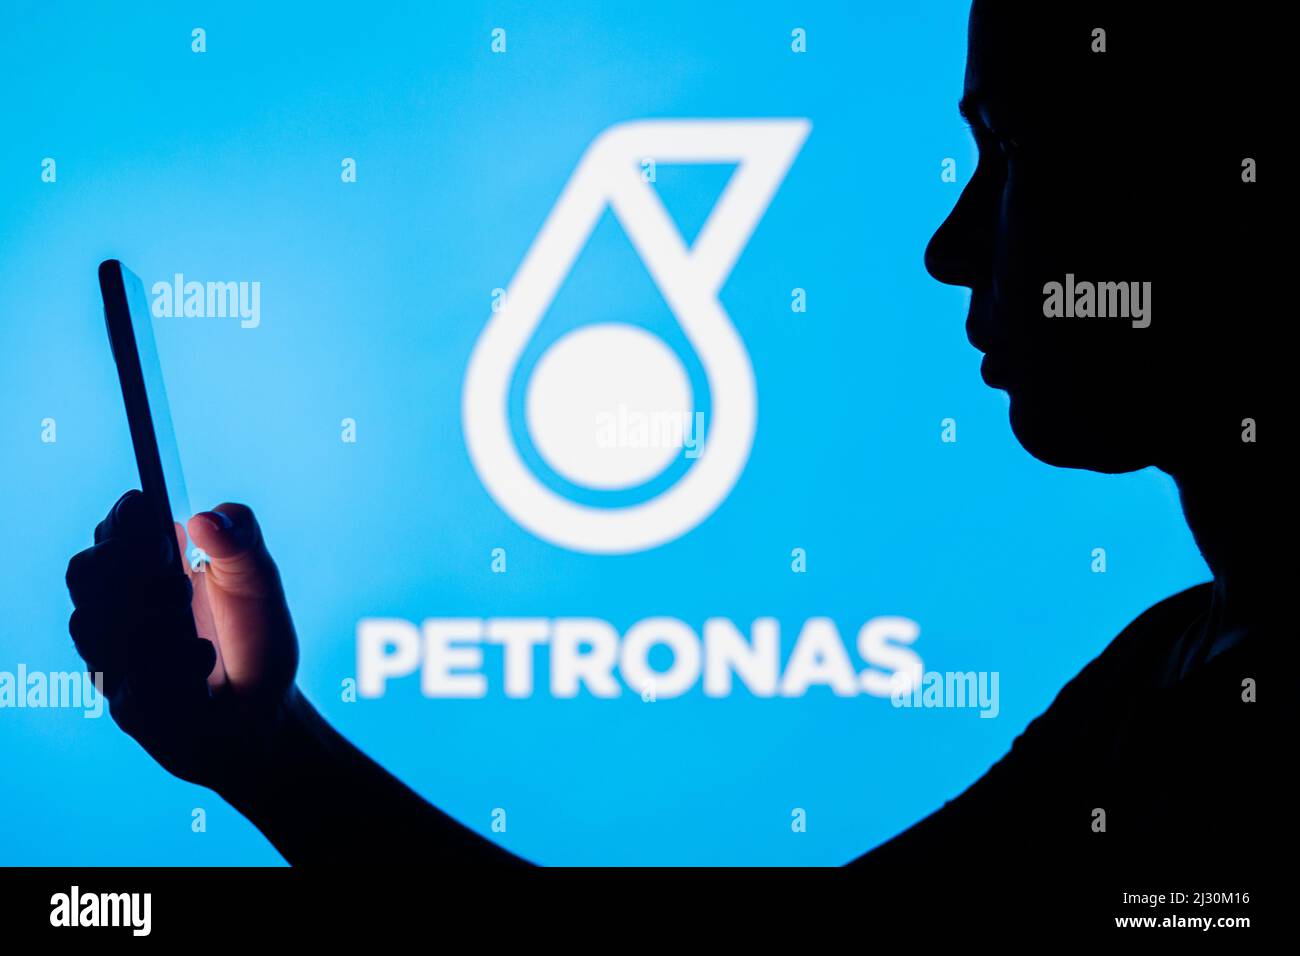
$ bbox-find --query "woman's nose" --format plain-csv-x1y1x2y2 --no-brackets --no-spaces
924,184,989,289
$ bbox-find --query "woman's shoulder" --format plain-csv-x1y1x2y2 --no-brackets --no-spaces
1097,581,1215,665
1010,582,1215,752
1058,581,1213,697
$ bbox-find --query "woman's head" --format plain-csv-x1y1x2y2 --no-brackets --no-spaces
925,1,1267,475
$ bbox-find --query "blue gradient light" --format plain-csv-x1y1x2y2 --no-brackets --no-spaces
0,1,1208,865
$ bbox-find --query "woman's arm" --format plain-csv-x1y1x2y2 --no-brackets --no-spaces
221,687,527,865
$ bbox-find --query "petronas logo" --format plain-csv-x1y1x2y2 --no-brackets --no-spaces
463,119,810,554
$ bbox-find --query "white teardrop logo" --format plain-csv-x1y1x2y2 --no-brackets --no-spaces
463,119,811,554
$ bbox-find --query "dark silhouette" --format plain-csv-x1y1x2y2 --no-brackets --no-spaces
66,0,1285,889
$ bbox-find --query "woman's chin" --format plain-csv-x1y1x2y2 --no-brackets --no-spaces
1006,391,1151,474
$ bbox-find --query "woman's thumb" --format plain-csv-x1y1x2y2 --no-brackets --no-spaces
186,503,281,598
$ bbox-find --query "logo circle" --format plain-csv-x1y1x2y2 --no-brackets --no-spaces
525,323,693,490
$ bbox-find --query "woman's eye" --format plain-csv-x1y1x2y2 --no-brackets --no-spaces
996,134,1025,157
971,125,1018,163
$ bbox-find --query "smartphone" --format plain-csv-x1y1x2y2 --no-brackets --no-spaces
99,258,214,642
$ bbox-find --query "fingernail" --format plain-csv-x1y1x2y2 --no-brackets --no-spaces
113,489,146,526
196,510,234,533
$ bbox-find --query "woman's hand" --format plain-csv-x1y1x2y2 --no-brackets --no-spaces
66,489,525,865
65,490,299,793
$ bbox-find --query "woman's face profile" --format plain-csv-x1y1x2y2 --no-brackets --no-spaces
924,0,1250,475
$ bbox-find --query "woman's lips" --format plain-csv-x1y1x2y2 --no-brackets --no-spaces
968,296,1031,388
980,352,1025,388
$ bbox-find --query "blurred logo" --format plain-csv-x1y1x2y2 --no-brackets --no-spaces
463,119,810,554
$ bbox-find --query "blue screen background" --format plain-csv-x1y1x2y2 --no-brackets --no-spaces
0,1,1207,865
